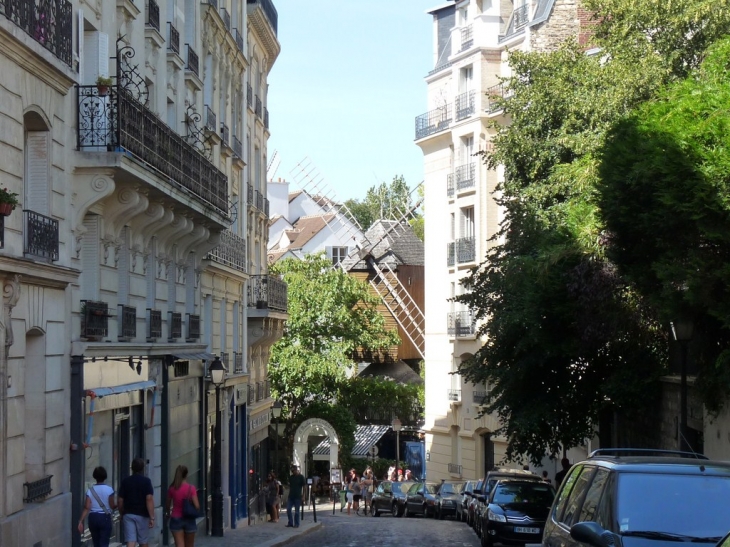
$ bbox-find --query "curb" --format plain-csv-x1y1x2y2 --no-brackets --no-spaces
263,521,324,547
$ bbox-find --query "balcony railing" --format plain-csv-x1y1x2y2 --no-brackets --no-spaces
118,305,136,339
247,84,252,108
460,24,473,51
0,0,73,67
415,104,452,140
219,7,230,30
454,162,476,191
169,311,182,340
76,86,228,213
82,300,108,340
234,352,244,373
167,22,179,54
247,384,255,405
220,352,229,368
455,90,475,121
232,135,243,159
447,389,461,402
23,210,58,261
207,229,247,272
448,463,463,476
486,83,508,113
23,475,52,503
255,96,262,118
506,3,529,36
248,275,287,312
186,44,199,77
264,198,269,218
447,175,455,198
204,104,216,132
447,241,455,267
234,28,244,52
457,236,476,263
187,313,200,340
247,0,278,35
255,190,263,211
146,0,160,31
247,183,253,206
147,309,162,340
264,108,269,130
473,390,492,405
447,310,475,337
220,122,229,146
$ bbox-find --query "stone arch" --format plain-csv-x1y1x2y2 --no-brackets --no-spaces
293,418,339,476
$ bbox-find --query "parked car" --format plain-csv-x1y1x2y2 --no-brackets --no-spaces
404,481,440,518
475,468,543,537
458,479,479,523
435,480,465,520
370,480,415,517
467,478,485,527
542,449,730,547
481,478,556,547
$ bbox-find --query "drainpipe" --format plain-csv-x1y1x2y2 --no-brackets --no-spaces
70,355,84,547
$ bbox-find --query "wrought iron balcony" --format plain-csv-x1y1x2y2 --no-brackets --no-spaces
255,96,262,118
454,162,476,191
81,300,109,340
447,389,461,402
247,384,255,404
220,352,229,368
255,190,263,211
256,380,263,401
486,83,508,113
460,24,473,51
447,241,455,267
204,104,216,132
457,236,476,263
247,183,253,206
448,463,463,476
455,90,475,121
187,313,200,340
232,135,243,159
264,108,269,130
505,3,529,36
234,351,244,373
186,44,199,77
447,175,455,198
0,0,72,67
220,7,230,29
220,122,229,147
234,28,244,52
447,310,475,337
167,22,180,54
23,475,52,503
23,210,58,261
247,0,278,35
248,274,287,312
247,84,253,108
415,104,452,140
76,86,228,213
207,228,247,272
169,311,182,340
147,308,162,340
146,0,160,31
473,390,492,405
118,305,136,339
264,198,269,218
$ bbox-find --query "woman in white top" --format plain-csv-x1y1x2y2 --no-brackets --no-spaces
77,466,117,547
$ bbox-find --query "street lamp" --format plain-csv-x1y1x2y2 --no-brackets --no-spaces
671,319,694,453
272,401,282,478
392,417,402,479
209,356,226,537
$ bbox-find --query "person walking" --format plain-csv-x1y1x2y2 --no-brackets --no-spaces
286,464,306,528
265,473,279,522
351,475,362,514
118,457,155,547
555,458,571,488
77,466,116,547
165,465,200,547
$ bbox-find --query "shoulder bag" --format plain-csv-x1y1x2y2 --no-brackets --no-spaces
182,484,200,519
90,486,112,516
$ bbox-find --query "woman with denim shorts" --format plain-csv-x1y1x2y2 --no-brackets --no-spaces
166,465,200,546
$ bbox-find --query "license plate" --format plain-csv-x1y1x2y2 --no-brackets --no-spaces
514,527,540,534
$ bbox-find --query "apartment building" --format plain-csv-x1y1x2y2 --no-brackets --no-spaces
0,0,283,544
418,0,588,482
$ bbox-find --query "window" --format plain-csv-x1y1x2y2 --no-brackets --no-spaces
328,246,348,266
461,207,475,238
460,65,473,93
462,135,474,161
560,466,596,526
579,468,610,522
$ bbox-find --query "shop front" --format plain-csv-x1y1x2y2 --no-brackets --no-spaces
247,408,271,523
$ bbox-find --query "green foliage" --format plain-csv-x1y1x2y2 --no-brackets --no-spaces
344,175,421,234
295,402,357,470
338,377,424,424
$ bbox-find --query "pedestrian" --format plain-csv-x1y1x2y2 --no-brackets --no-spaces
351,475,362,514
286,464,306,528
404,469,414,481
541,470,551,485
265,473,279,522
118,457,155,547
274,472,282,522
554,458,571,487
77,466,116,547
165,465,200,547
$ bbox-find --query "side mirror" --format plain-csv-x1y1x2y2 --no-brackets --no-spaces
570,522,618,547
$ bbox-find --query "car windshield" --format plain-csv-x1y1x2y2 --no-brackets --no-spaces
425,484,438,494
492,483,555,505
617,473,730,538
393,482,413,495
440,483,463,495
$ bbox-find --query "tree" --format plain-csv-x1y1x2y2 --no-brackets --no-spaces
269,253,400,436
344,175,421,236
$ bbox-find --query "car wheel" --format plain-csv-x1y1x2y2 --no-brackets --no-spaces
439,506,445,520
373,508,380,517
404,504,411,518
424,505,430,518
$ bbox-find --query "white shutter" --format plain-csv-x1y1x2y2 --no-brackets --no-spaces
25,132,49,215
81,216,100,300
98,32,109,78
82,31,108,85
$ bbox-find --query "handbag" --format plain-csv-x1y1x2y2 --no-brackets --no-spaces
182,484,200,519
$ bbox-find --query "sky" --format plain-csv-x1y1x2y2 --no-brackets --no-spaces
267,1,438,203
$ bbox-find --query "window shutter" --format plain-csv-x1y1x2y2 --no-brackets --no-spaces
25,132,49,216
459,209,466,238
81,216,100,300
82,31,108,85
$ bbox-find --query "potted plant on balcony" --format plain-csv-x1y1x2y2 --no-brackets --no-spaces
96,75,113,96
0,188,19,216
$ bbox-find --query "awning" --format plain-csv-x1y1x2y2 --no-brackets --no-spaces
86,380,157,398
312,424,390,458
171,352,216,361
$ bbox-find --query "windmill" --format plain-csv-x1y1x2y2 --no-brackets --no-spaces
289,157,426,360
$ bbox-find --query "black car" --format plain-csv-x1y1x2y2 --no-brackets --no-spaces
475,468,543,537
370,480,415,517
481,479,556,547
404,481,440,518
458,479,479,523
435,480,465,520
542,449,730,547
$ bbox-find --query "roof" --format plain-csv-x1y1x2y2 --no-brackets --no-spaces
358,360,423,385
312,424,390,457
341,220,424,270
267,214,336,262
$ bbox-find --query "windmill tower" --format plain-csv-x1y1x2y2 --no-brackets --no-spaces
289,158,426,361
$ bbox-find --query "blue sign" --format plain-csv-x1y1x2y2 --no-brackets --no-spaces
405,441,425,480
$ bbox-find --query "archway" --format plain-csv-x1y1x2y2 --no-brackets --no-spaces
293,418,339,477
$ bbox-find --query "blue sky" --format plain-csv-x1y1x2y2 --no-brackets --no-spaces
267,1,437,202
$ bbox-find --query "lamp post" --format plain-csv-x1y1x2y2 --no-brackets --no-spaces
209,356,226,537
671,319,694,453
271,401,282,478
392,417,402,478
